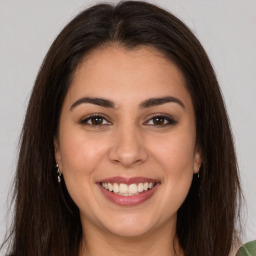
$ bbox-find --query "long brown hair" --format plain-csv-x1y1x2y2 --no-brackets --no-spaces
1,1,242,255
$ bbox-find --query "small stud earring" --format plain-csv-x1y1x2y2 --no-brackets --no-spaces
56,164,62,183
197,165,201,178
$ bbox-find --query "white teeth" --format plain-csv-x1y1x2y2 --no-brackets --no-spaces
128,184,137,194
101,182,156,195
120,183,128,193
138,183,144,192
143,182,148,191
113,183,119,193
108,183,113,191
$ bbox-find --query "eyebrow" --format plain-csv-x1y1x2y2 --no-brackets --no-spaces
70,96,185,111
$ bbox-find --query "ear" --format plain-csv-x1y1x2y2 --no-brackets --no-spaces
193,145,202,174
53,137,63,171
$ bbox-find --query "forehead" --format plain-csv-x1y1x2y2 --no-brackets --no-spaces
65,45,193,109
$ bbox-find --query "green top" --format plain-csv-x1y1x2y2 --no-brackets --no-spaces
236,240,256,256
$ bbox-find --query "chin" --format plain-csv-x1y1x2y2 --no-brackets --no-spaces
105,224,153,238
98,213,159,238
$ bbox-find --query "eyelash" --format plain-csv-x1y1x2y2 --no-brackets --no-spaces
80,113,177,128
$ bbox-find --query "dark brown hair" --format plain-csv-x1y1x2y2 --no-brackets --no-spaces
1,1,242,255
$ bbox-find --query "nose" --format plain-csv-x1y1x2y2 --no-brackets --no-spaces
108,125,148,168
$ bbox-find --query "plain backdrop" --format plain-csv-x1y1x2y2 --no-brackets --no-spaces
0,0,255,246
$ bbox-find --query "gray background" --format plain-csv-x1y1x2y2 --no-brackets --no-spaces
0,0,255,246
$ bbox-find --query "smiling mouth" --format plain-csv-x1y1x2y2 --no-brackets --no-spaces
100,182,156,196
97,176,160,206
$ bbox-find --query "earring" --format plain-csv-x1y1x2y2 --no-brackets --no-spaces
56,164,62,183
197,165,201,178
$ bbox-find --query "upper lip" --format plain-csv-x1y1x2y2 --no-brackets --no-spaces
97,176,160,185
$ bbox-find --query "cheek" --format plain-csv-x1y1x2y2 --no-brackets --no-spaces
60,127,107,172
150,130,195,210
59,130,110,208
152,130,196,173
58,128,110,202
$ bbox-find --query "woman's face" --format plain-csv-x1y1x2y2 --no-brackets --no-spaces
54,45,201,238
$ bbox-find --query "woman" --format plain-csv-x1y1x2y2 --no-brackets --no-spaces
1,1,242,255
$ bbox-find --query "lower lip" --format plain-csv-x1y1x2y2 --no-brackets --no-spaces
97,183,160,206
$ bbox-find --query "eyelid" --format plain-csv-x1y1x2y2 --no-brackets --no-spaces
80,112,177,127
80,113,112,125
144,113,177,126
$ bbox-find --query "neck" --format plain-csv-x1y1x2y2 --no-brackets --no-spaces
79,219,183,256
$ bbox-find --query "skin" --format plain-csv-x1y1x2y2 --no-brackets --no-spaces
54,44,202,256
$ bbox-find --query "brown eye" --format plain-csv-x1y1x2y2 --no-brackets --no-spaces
91,116,104,125
152,116,165,125
146,115,177,127
80,115,111,126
